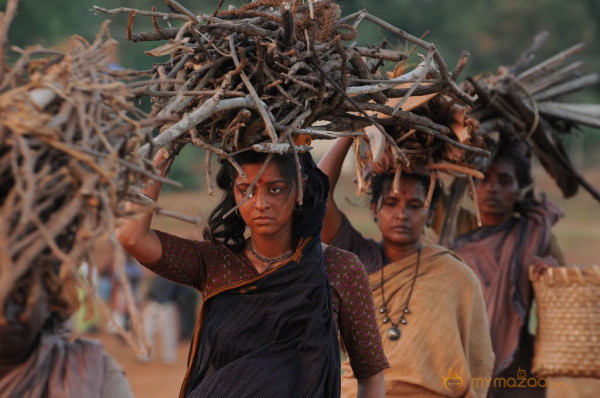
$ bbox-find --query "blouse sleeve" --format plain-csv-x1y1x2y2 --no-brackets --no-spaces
325,247,389,379
140,229,208,290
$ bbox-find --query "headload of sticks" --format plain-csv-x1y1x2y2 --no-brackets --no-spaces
95,0,490,203
462,31,600,202
354,71,488,202
0,2,164,351
0,0,490,355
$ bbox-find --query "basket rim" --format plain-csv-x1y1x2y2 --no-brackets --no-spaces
529,264,600,286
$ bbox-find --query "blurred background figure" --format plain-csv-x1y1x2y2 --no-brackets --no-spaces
137,276,188,364
177,284,199,342
0,262,133,397
109,253,143,333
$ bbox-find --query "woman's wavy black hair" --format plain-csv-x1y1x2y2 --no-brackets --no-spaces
492,141,534,213
203,151,329,251
493,145,533,191
369,172,441,210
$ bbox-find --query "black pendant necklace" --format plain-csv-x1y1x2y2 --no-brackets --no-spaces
379,246,421,341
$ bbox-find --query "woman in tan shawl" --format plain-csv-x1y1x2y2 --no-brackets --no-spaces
453,143,563,398
319,137,494,397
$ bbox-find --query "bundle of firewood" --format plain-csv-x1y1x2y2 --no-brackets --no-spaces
462,31,600,202
0,0,168,353
355,73,488,205
95,0,489,205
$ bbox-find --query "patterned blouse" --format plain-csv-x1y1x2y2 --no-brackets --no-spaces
144,230,389,379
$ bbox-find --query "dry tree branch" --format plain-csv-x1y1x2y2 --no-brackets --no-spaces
0,0,19,84
93,5,188,21
228,35,278,143
354,11,477,105
138,95,256,156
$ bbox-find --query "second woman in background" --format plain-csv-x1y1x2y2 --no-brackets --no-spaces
453,142,564,398
319,136,494,397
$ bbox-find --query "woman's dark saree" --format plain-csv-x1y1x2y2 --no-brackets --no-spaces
182,154,341,398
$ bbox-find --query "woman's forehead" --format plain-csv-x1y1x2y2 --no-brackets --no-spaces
488,157,517,177
235,162,285,184
382,177,426,198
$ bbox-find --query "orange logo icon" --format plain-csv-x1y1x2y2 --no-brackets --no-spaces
443,368,464,392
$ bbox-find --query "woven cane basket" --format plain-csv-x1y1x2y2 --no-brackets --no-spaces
530,264,600,377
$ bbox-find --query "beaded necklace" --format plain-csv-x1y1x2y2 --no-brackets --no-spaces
247,238,294,265
379,246,421,341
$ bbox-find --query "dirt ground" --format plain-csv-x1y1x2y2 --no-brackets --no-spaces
90,330,189,397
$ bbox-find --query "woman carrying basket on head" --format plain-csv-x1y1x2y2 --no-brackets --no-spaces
117,147,388,397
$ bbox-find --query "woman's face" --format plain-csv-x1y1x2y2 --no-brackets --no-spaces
373,177,430,248
476,157,519,225
233,162,297,239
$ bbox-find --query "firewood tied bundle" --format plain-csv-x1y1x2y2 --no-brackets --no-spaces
355,84,488,208
96,0,489,207
0,15,167,355
463,31,600,202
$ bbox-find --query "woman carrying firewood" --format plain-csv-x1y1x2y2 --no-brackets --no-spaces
318,136,494,397
117,148,388,397
452,141,564,398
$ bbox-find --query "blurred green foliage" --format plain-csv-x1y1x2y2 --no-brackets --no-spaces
2,0,599,188
3,0,598,81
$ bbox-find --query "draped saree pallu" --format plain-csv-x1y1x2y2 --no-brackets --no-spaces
181,154,341,398
340,244,493,398
453,199,563,376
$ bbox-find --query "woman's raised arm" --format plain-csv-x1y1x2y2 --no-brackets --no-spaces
116,150,168,264
317,136,353,243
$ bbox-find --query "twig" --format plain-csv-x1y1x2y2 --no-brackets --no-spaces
164,0,197,21
427,163,484,179
310,52,410,167
0,0,20,84
93,6,188,21
229,35,278,143
212,0,225,17
360,11,477,104
138,96,256,156
468,176,482,227
392,51,434,115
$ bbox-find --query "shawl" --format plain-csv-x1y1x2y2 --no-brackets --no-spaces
341,243,494,397
453,199,563,375
0,332,107,398
182,153,341,398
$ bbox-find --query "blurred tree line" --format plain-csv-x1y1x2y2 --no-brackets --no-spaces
2,0,599,189
3,0,598,81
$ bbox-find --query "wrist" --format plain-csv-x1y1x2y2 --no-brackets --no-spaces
141,180,162,200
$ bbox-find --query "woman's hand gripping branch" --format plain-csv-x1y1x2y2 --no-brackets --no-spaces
116,148,170,265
